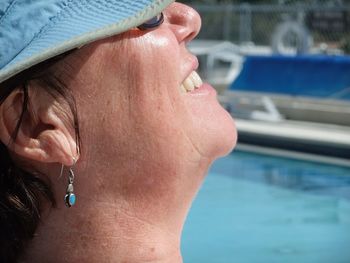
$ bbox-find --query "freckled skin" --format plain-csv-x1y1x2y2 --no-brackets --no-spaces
21,2,236,263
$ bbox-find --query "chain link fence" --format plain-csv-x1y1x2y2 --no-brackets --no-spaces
188,3,350,55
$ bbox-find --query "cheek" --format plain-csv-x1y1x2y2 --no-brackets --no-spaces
131,33,237,160
125,34,179,87
113,36,187,153
74,35,191,171
127,34,181,120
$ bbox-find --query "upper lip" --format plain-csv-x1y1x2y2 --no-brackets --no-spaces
181,55,199,85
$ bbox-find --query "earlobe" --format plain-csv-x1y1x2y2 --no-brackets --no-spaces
0,86,78,166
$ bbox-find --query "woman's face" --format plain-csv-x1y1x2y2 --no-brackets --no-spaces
65,2,236,192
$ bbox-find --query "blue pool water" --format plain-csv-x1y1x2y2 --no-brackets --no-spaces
181,151,350,263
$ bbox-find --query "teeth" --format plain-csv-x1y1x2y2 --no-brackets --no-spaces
180,84,187,93
183,77,195,91
190,71,203,87
180,71,203,93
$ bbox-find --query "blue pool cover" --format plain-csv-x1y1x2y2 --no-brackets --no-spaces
230,55,350,100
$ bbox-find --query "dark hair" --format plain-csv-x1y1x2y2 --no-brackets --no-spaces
0,52,81,263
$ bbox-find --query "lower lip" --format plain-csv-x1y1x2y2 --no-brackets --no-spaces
189,83,217,96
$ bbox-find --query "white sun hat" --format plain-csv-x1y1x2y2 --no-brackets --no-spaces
0,0,174,84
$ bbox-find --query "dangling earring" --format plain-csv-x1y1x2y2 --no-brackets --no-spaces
64,158,77,208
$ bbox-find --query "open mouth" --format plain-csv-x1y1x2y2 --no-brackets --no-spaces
179,71,203,93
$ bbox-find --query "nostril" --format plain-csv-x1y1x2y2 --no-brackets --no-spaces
165,3,201,44
186,32,198,44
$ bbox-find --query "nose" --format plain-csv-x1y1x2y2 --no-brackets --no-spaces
164,2,201,44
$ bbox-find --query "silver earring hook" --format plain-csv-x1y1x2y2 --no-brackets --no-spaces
58,157,77,180
72,157,77,167
59,164,65,180
68,168,75,184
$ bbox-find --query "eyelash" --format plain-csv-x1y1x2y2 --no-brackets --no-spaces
137,12,164,30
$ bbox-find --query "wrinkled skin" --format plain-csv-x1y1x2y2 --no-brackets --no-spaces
0,2,236,262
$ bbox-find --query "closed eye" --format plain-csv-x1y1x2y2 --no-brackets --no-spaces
137,13,164,30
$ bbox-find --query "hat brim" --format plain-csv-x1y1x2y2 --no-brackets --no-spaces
0,0,174,83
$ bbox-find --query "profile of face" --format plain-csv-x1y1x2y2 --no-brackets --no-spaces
0,2,237,261
65,1,237,218
74,2,236,164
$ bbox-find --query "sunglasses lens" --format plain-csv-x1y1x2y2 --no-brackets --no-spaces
138,13,164,30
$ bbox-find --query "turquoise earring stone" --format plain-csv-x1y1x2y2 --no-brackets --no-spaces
69,193,76,206
65,193,76,207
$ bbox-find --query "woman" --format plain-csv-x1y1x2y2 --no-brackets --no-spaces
0,0,236,262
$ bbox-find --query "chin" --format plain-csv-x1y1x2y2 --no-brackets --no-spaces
210,109,237,158
191,104,237,161
182,86,238,160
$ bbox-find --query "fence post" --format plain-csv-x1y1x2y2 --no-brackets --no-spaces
223,5,233,40
239,3,252,43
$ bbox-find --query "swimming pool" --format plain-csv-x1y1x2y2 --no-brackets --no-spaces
181,150,350,263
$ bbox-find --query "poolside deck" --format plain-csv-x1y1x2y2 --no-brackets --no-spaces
234,118,350,163
218,90,350,162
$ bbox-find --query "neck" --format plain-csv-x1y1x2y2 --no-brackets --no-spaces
22,199,183,263
22,152,211,263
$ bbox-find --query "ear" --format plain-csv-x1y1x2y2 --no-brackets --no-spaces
0,86,78,166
